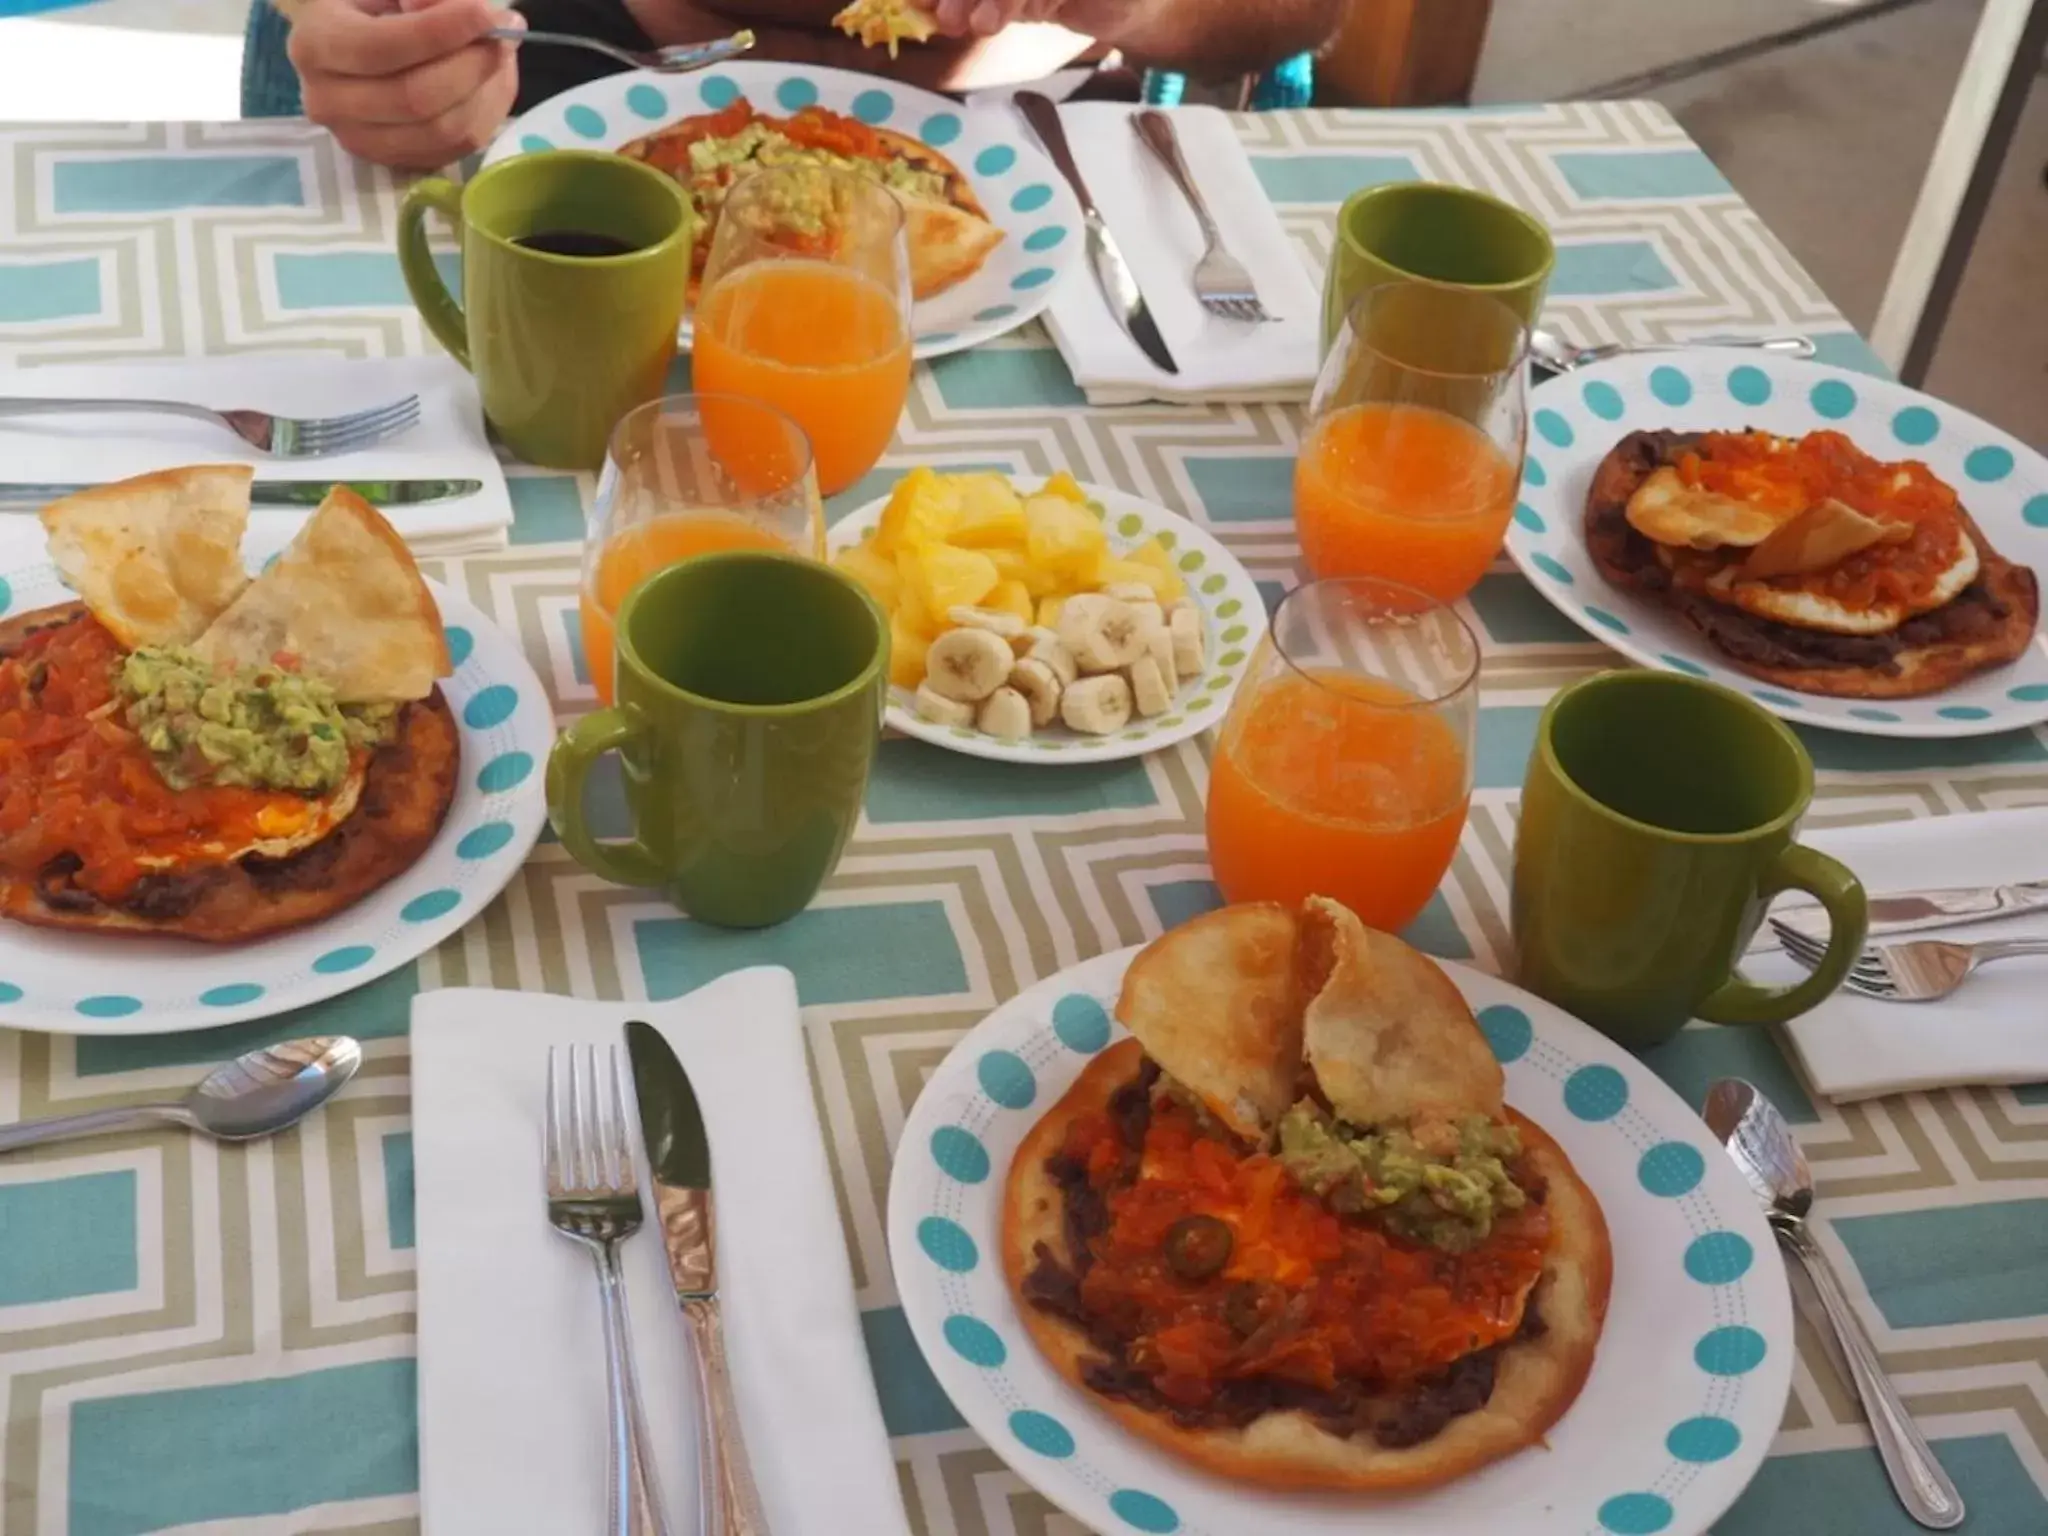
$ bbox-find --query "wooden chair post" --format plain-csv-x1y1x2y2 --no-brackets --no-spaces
1316,0,1495,108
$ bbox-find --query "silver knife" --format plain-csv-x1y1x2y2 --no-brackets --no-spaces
1773,879,2048,942
1014,92,1181,375
625,1021,771,1536
0,478,483,508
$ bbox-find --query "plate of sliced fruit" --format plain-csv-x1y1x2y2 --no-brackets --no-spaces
828,469,1267,762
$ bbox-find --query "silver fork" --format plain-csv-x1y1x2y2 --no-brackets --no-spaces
1777,926,2048,1002
1131,110,1271,323
545,1045,673,1536
486,26,754,75
0,394,420,458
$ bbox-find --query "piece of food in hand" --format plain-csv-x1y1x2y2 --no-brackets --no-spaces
1127,654,1173,717
833,0,936,55
924,626,1012,701
913,680,976,726
619,100,1002,301
1002,899,1611,1490
1169,601,1205,678
0,472,459,942
947,604,1026,639
41,465,254,647
976,685,1033,740
1059,673,1132,734
1007,657,1063,727
1059,594,1147,674
1021,627,1079,685
1587,428,2038,697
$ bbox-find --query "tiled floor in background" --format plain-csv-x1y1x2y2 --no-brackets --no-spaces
0,0,2042,440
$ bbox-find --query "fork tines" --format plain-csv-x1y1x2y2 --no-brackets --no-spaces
273,394,423,457
544,1043,637,1198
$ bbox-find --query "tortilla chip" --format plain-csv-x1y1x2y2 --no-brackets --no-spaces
1113,902,1302,1140
195,487,450,703
1624,464,1782,549
900,195,1007,299
40,465,253,647
1300,896,1503,1125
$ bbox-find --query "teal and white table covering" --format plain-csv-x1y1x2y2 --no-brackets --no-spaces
4,106,2046,1536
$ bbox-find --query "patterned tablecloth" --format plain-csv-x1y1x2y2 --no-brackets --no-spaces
2,104,2046,1536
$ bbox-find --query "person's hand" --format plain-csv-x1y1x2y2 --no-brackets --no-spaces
288,0,524,170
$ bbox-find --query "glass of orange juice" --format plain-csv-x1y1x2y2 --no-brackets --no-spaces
579,392,823,704
691,166,913,496
1206,577,1479,932
1296,282,1528,602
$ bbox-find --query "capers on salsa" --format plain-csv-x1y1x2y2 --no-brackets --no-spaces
1162,1214,1234,1281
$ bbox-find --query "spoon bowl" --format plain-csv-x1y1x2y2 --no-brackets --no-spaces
182,1036,363,1140
1701,1076,1813,1221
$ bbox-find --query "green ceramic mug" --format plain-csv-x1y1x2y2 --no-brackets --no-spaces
397,150,692,471
1510,671,1867,1051
1320,182,1555,356
546,552,888,929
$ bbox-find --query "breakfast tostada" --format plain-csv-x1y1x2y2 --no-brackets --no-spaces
0,465,457,941
1003,898,1610,1491
618,99,1004,301
1586,427,2040,698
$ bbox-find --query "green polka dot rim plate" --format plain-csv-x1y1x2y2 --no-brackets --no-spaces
888,946,1791,1536
484,63,1082,361
1509,352,2048,738
0,560,550,1036
829,481,1266,764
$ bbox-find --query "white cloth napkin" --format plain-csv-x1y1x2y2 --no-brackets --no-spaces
410,973,910,1536
1037,102,1321,405
0,355,512,558
1756,807,2048,1101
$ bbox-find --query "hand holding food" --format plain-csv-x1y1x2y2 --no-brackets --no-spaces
832,0,939,53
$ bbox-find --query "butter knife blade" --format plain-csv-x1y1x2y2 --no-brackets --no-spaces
1774,878,2048,941
1015,91,1180,375
0,478,484,508
625,1018,715,1298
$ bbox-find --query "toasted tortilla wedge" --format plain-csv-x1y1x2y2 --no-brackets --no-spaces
833,0,936,54
40,465,253,647
1300,896,1505,1125
1113,902,1302,1140
196,488,450,703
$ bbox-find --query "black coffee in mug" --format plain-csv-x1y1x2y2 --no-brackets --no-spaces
512,228,643,258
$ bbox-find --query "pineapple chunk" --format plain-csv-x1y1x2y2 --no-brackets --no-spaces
873,467,960,555
1095,556,1180,602
1038,470,1090,505
1024,494,1107,580
988,546,1060,598
1121,536,1188,600
909,540,1000,615
834,542,902,612
948,474,1028,548
1037,594,1068,629
889,611,931,689
986,579,1034,626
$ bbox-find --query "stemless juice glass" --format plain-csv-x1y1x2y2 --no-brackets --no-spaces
691,166,913,496
1206,577,1479,931
579,392,823,704
1297,282,1528,602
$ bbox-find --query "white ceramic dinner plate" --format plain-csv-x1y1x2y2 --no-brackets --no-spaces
889,947,1793,1536
485,62,1083,361
0,562,550,1036
829,481,1267,763
1505,352,2048,738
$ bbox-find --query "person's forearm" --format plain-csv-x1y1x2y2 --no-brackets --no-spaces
1076,0,1344,77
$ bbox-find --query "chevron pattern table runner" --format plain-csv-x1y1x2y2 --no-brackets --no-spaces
3,105,2046,1536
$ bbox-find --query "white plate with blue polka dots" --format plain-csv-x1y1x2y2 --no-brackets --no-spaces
485,62,1083,362
1506,352,2048,738
0,563,550,1037
889,945,1793,1536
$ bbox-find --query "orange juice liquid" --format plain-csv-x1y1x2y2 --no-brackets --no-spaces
1207,670,1469,930
579,512,792,703
1294,403,1518,601
692,260,911,496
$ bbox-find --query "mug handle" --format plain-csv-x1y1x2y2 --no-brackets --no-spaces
1695,844,1869,1026
545,707,665,888
397,176,470,370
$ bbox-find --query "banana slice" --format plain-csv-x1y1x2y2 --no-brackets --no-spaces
914,682,977,726
977,686,1033,741
1102,582,1159,604
1059,594,1147,675
1127,655,1173,717
1144,623,1178,693
926,627,1014,701
1021,627,1079,685
1061,673,1133,735
1125,598,1165,638
1008,657,1063,727
947,605,1027,640
1169,603,1205,679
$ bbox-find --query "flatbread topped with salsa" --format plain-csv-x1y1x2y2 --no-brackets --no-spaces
0,471,457,942
1003,898,1611,1491
618,100,1004,301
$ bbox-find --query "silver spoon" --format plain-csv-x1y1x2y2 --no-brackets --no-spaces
1703,1078,1964,1529
1529,326,1817,376
0,1036,363,1154
485,26,754,76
